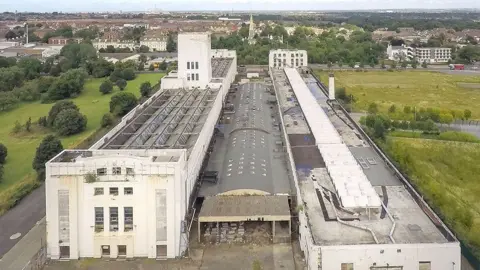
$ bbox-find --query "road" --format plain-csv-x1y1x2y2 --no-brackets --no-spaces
0,184,45,259
442,123,480,139
308,64,480,75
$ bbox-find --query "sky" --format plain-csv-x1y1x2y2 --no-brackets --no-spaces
1,0,480,13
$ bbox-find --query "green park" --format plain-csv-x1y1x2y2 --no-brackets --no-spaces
0,61,163,214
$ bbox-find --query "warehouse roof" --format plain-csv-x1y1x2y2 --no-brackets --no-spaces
211,58,234,78
200,82,291,196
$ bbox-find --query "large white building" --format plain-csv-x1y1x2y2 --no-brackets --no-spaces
269,49,308,68
139,37,167,52
270,67,461,270
387,44,452,63
92,39,137,51
45,32,237,260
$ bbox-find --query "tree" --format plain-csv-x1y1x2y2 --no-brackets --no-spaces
109,68,124,82
380,61,386,69
140,82,152,97
365,114,376,128
0,164,3,183
99,80,113,95
115,79,127,90
106,45,116,53
101,113,114,128
401,61,408,69
59,43,97,72
388,104,396,113
0,92,19,112
422,61,428,68
138,54,148,63
5,30,16,39
12,121,22,134
0,143,7,164
46,68,88,101
411,61,417,69
25,117,32,132
0,66,25,92
391,62,397,69
110,92,138,116
166,33,176,52
138,45,149,53
425,119,437,133
138,63,145,71
47,100,79,127
368,103,379,114
90,58,115,78
17,57,43,80
403,106,412,114
439,113,454,125
149,64,155,71
0,57,16,68
122,68,136,81
464,109,472,120
53,109,87,136
159,61,168,70
373,118,386,139
33,135,64,180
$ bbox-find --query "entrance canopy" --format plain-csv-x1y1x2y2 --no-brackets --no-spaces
198,195,291,223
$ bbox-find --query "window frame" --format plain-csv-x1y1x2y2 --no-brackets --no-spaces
109,207,119,232
124,207,133,231
109,187,119,196
94,187,104,196
97,168,107,176
124,187,133,195
112,167,121,175
94,207,104,232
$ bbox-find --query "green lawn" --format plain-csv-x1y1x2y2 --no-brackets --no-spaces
384,137,480,256
0,73,164,192
317,71,480,119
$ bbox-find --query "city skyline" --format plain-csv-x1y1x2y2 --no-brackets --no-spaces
1,0,480,13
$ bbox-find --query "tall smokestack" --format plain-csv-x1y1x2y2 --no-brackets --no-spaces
26,24,29,44
328,73,335,100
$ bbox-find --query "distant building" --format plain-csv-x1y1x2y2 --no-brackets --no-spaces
414,47,452,63
386,44,414,61
34,29,54,39
139,37,167,52
102,30,122,41
92,39,136,51
269,49,308,68
48,36,83,45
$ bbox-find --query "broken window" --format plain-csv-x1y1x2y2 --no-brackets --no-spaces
109,187,119,196
94,188,103,196
112,167,121,175
97,168,107,176
94,207,104,232
110,207,118,231
124,207,133,231
124,187,133,195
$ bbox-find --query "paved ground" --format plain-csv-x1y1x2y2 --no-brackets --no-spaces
0,217,46,270
43,243,300,270
444,123,480,139
0,184,45,258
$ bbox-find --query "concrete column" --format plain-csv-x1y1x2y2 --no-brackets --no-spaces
289,220,291,237
272,221,276,238
198,221,201,243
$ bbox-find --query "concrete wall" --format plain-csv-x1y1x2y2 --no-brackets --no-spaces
178,33,212,89
321,243,461,270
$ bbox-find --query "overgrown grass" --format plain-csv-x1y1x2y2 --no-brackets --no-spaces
390,130,480,143
317,70,480,119
383,137,480,257
0,73,164,214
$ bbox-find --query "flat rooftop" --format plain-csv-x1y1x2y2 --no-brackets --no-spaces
50,149,182,164
100,87,219,155
199,82,291,196
273,68,454,245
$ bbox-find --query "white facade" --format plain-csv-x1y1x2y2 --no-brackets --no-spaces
415,47,452,63
92,39,136,51
269,49,308,68
140,38,167,52
386,44,414,61
177,32,212,89
46,32,237,261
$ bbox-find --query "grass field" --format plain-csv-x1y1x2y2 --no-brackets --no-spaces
317,71,480,119
384,137,480,256
0,73,164,194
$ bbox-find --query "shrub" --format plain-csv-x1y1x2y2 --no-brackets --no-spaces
140,82,152,97
33,135,63,180
122,68,136,81
149,64,155,71
0,143,7,164
101,113,114,128
115,79,127,90
0,164,3,183
109,92,138,116
12,121,22,134
47,100,79,127
53,109,87,136
99,80,113,95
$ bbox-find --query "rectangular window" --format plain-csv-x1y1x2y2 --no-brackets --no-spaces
112,167,121,175
109,187,119,196
191,73,195,81
126,168,134,175
195,73,199,81
195,61,199,69
94,187,104,196
101,245,110,256
187,73,190,81
124,207,133,231
124,187,133,195
97,168,107,175
118,245,127,256
419,262,431,270
187,62,190,69
94,207,104,232
110,207,118,231
341,263,354,270
191,61,194,69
